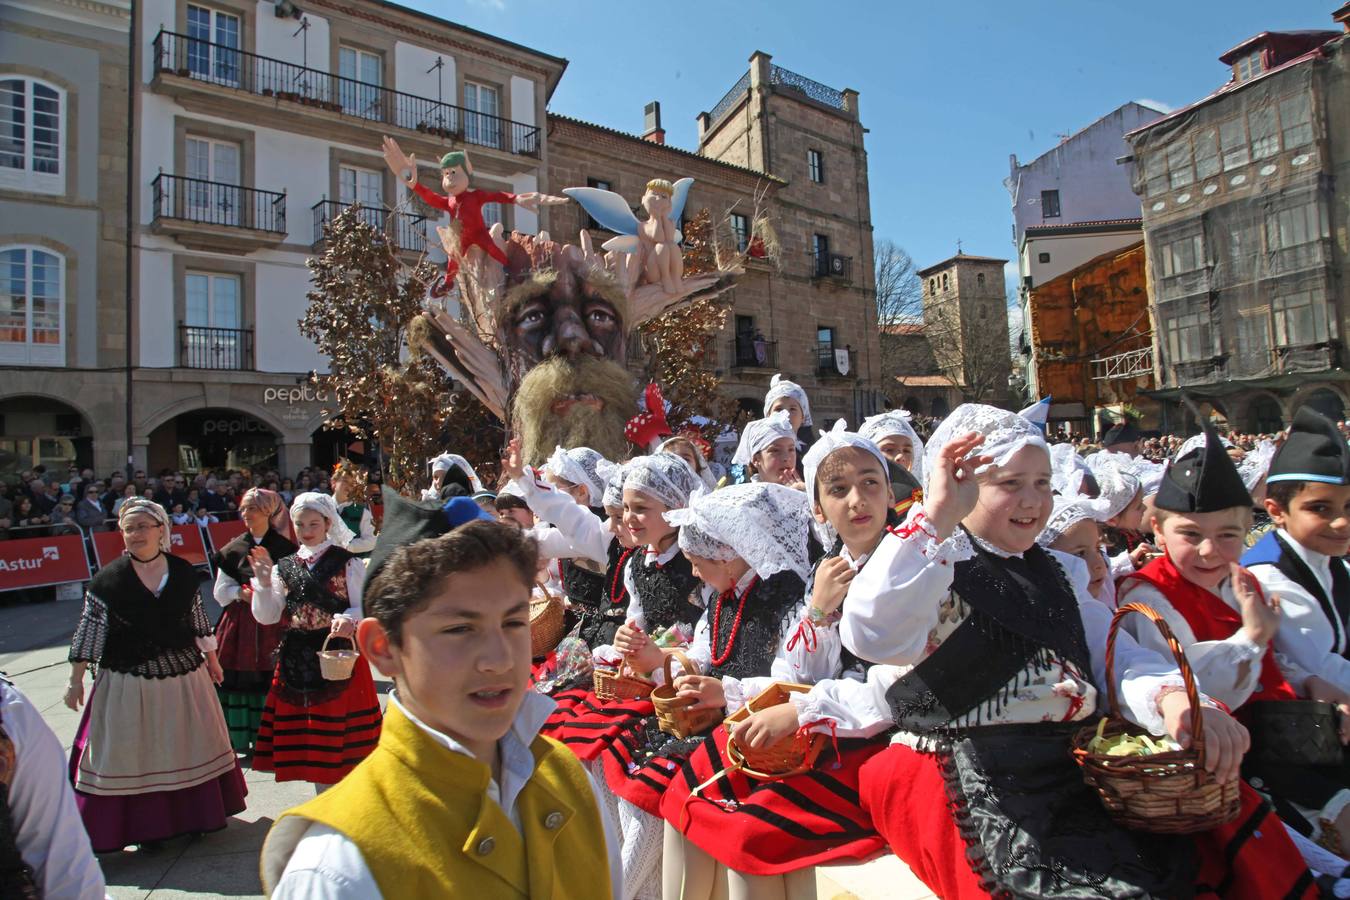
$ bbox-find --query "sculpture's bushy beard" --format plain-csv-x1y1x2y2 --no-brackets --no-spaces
512,355,636,466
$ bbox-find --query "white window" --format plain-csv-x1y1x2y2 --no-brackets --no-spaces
338,46,382,120
1272,288,1328,347
1248,107,1280,161
183,272,244,369
1280,95,1314,150
1193,129,1221,181
464,81,501,149
1220,118,1249,171
808,149,823,184
1267,201,1325,251
184,136,241,225
1165,305,1213,364
339,164,384,232
1167,142,1193,189
731,212,750,251
481,202,503,229
0,78,64,194
1160,234,1204,277
186,4,240,86
0,246,64,366
1235,51,1264,82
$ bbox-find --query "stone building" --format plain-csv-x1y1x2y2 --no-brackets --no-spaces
547,52,882,424
0,0,131,478
1126,8,1350,431
916,253,1012,406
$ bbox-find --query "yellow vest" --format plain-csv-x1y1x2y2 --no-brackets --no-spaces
261,702,613,899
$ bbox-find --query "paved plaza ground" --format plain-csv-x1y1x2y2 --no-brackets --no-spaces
1,585,932,899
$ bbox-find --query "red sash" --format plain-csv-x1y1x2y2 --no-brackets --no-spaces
1122,553,1295,705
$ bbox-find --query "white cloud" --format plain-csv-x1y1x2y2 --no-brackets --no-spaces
467,0,506,9
1135,98,1176,114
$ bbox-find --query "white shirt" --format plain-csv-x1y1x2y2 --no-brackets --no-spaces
212,530,265,607
512,470,614,565
267,691,623,899
2,681,108,899
1249,529,1350,695
250,541,365,624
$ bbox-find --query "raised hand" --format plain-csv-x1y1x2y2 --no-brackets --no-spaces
249,546,274,583
1232,563,1280,646
502,437,526,482
381,136,418,188
924,431,992,540
810,556,855,619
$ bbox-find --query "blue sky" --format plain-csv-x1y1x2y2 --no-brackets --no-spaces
408,0,1335,278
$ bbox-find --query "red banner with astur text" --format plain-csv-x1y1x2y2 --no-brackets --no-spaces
0,534,92,592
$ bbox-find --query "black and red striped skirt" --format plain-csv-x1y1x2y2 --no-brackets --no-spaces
601,716,705,816
252,657,381,784
659,726,888,875
539,687,654,762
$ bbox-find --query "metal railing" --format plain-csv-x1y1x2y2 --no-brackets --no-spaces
179,323,254,370
708,70,752,125
1092,345,1154,380
730,337,777,368
770,64,845,110
817,345,855,377
813,253,853,282
311,201,428,253
152,173,286,233
152,30,542,158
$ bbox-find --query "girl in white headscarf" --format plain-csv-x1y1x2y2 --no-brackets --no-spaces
859,409,925,483
65,498,246,852
732,410,802,487
1038,496,1115,607
763,374,812,430
245,492,381,786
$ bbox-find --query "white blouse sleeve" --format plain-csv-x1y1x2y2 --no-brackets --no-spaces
344,508,377,555
790,664,902,739
213,567,241,607
839,508,962,666
516,473,613,564
529,523,586,562
251,567,289,625
343,556,365,619
1115,579,1263,713
1256,561,1350,695
779,600,844,686
624,563,646,633
1110,550,1137,578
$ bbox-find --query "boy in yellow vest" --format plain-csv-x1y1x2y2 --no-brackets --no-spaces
261,491,621,898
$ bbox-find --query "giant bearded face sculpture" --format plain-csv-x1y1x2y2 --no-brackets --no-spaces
500,237,636,466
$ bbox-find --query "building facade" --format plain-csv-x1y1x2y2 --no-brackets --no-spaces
917,253,1012,407
1127,12,1350,431
0,0,131,479
129,0,564,476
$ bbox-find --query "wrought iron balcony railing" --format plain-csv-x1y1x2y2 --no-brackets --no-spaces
813,253,853,282
180,324,253,370
311,201,428,254
152,173,286,233
730,337,777,369
817,345,855,377
152,30,541,157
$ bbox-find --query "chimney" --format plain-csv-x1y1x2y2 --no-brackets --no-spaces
642,101,665,144
1336,1,1350,33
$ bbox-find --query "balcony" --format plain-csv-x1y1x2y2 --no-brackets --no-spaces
180,324,253,370
813,253,853,283
151,174,286,252
817,345,855,378
729,337,778,370
311,201,428,255
151,30,541,159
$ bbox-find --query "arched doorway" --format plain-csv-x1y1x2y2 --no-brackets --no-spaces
902,396,922,416
1246,394,1284,433
147,408,279,475
0,395,92,483
1306,388,1345,423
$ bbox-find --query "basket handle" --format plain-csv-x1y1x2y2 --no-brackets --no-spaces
320,631,358,656
1105,601,1203,759
664,649,697,688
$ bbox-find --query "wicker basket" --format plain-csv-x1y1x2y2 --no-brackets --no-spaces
1071,601,1242,834
724,682,826,779
594,659,656,701
317,632,359,681
652,650,723,739
529,584,567,659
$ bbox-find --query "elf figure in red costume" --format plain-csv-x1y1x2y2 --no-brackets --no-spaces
381,136,564,291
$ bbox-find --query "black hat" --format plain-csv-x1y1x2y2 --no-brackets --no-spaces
366,486,454,583
1267,407,1350,486
1102,419,1141,447
1155,419,1252,513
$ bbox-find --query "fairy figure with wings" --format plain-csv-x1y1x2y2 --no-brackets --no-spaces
564,177,694,294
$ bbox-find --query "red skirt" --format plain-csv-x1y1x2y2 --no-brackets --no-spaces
252,657,382,784
215,601,286,688
601,716,703,816
659,725,888,875
858,743,1317,900
539,687,654,762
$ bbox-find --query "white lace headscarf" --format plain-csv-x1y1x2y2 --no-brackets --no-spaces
859,410,925,484
601,462,628,511
622,454,702,511
1175,432,1233,460
763,374,813,427
544,446,617,507
1050,443,1093,498
289,491,355,547
429,453,484,492
1134,459,1167,498
658,437,718,492
802,419,890,546
666,482,813,582
1086,454,1141,521
1237,439,1277,492
1037,497,1099,547
117,497,173,553
923,403,1049,493
733,409,798,467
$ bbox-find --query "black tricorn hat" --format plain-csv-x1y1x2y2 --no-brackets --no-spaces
1156,404,1251,513
366,486,454,584
1102,416,1141,447
1267,406,1350,486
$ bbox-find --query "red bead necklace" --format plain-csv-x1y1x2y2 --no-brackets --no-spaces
610,548,636,604
709,575,760,667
